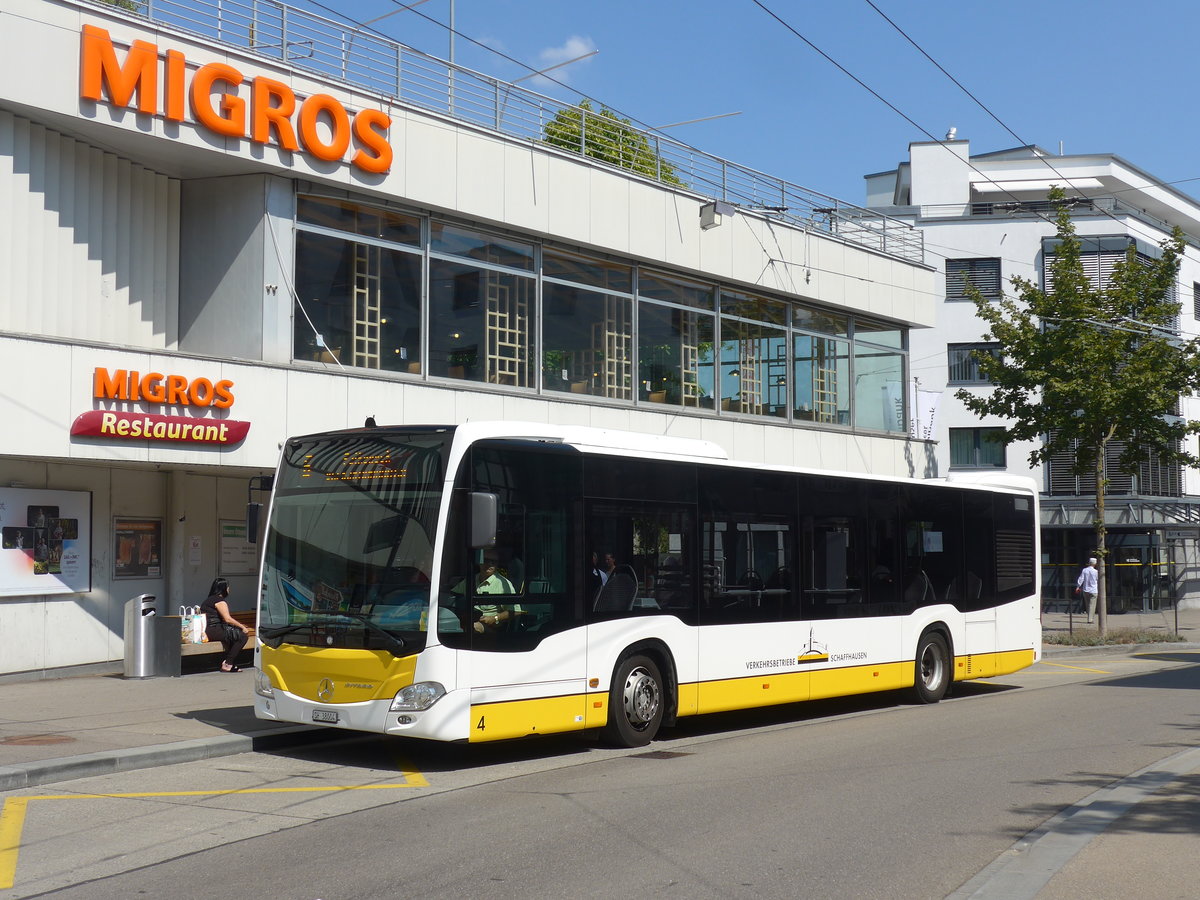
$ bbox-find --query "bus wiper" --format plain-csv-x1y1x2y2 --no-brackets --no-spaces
259,615,406,656
331,612,408,657
258,623,307,648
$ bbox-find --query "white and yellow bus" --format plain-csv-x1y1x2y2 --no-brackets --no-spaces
253,422,1040,746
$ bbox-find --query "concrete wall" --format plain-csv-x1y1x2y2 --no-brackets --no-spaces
0,108,180,347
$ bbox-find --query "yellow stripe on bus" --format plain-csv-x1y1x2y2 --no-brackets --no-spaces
468,694,594,742
466,648,1038,741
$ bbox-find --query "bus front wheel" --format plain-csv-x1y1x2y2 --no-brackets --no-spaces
601,654,664,747
912,632,950,704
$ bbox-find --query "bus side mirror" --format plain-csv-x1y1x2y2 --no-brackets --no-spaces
245,474,274,545
469,492,498,549
246,502,263,544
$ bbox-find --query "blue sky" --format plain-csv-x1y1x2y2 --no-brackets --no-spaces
309,0,1200,207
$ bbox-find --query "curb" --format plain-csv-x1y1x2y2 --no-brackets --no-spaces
0,725,334,792
1041,640,1200,658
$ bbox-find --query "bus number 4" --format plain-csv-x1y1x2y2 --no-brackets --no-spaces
476,715,485,731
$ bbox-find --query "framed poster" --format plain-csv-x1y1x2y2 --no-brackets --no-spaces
113,518,163,579
219,520,257,576
0,487,92,596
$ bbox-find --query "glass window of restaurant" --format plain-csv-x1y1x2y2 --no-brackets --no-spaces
541,249,634,400
719,290,789,418
294,197,422,371
637,272,716,407
428,223,536,386
792,307,850,425
851,320,907,434
291,195,907,432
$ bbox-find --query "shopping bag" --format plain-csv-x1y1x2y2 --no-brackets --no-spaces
179,606,204,644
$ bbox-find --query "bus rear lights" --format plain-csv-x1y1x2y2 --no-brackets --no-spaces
390,682,446,711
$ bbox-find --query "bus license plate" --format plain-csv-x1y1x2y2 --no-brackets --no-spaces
312,709,339,724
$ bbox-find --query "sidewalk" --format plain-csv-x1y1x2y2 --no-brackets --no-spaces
0,654,325,792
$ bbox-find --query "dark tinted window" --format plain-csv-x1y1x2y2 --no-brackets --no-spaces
954,491,995,612
995,492,1036,603
699,467,797,624
586,500,695,624
585,455,696,504
438,442,582,652
900,485,965,611
801,476,866,620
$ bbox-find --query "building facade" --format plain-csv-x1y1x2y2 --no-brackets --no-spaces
866,139,1200,611
0,0,934,676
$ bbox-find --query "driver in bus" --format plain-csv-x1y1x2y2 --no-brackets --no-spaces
452,552,520,633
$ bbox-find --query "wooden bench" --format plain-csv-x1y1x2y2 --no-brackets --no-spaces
179,609,257,656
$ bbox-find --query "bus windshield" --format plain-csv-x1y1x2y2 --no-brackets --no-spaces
258,429,452,654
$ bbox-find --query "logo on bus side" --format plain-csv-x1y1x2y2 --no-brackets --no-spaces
743,631,866,670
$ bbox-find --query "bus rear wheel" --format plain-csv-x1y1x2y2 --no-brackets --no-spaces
601,655,664,747
912,632,950,704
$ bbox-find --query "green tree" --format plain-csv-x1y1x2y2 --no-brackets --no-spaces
958,187,1200,637
544,100,684,186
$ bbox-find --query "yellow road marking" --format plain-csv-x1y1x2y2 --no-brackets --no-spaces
1039,661,1113,674
0,797,30,890
0,761,427,889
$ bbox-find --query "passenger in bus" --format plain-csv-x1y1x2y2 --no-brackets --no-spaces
587,551,608,594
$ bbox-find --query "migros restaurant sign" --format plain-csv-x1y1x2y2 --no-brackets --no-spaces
79,25,393,174
70,367,251,447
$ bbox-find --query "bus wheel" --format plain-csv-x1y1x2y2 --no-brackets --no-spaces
601,655,664,747
912,632,950,704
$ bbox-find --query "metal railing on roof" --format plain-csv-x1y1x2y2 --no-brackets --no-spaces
119,0,922,263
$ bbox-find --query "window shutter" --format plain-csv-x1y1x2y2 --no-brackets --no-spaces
946,258,1001,301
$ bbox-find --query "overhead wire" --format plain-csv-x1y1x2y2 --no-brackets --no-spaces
860,0,1200,250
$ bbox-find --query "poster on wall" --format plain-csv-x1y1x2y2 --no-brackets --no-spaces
219,520,258,576
0,487,92,597
113,518,163,579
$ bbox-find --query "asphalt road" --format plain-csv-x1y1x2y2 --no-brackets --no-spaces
4,652,1198,900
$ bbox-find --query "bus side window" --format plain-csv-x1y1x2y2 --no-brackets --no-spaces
801,475,866,620
586,500,695,622
438,440,584,652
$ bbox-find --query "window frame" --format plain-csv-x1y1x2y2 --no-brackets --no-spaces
947,343,1001,385
948,427,1006,469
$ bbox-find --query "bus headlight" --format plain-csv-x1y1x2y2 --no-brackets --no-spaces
255,669,275,698
389,682,446,711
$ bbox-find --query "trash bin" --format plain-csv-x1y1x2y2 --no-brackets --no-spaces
123,594,181,678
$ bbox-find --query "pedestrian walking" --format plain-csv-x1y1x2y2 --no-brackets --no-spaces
1075,557,1099,624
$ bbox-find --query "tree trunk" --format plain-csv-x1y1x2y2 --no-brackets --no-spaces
1095,449,1107,639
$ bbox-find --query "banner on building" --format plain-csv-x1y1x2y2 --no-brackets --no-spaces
909,383,941,440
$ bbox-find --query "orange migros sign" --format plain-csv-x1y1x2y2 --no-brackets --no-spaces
79,24,393,174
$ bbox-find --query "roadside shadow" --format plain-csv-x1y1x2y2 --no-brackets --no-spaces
1086,659,1200,691
1000,771,1200,840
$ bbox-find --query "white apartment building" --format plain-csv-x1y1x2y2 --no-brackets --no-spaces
0,0,933,676
866,139,1200,610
